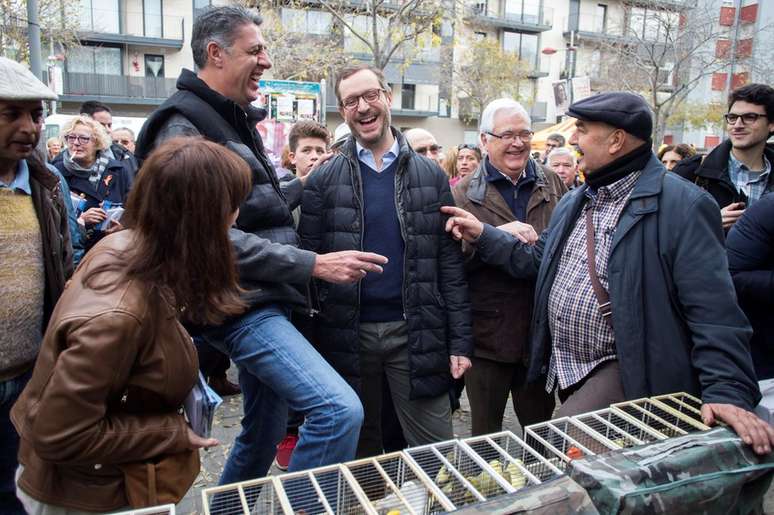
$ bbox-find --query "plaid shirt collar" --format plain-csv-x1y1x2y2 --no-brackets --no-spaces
728,151,772,202
586,170,641,204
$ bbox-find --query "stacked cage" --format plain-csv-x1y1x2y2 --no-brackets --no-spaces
523,417,619,470
200,392,713,514
610,397,709,439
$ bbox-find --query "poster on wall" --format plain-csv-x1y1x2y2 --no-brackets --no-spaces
553,80,571,116
252,80,324,168
571,77,592,103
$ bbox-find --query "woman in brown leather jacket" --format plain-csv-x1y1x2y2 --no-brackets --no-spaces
11,137,251,513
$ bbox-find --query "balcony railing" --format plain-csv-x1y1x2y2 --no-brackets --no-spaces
79,8,184,44
563,13,626,39
61,72,177,102
467,3,553,31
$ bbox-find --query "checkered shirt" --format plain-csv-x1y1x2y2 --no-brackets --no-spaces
728,152,773,205
545,171,641,392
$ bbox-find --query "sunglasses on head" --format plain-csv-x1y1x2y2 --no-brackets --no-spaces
415,144,442,155
457,143,479,151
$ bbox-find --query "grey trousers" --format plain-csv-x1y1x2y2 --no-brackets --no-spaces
555,360,626,418
357,321,453,458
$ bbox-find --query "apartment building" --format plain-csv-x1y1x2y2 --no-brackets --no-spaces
677,0,772,149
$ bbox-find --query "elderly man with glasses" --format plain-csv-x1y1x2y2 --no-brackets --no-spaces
675,83,774,230
404,128,443,165
450,98,566,435
299,63,473,458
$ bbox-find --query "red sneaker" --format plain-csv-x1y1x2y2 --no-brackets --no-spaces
274,434,298,471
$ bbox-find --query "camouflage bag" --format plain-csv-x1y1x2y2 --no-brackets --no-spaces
568,427,774,515
451,476,599,514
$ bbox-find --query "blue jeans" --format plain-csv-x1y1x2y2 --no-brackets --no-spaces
200,304,363,484
0,370,31,515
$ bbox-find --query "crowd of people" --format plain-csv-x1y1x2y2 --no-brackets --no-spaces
2,4,774,513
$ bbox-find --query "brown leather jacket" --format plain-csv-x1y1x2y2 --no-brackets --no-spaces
452,159,566,363
11,231,198,512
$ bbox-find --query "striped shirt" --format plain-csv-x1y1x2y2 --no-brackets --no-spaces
545,171,641,392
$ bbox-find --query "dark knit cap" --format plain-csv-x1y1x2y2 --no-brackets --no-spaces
567,92,653,142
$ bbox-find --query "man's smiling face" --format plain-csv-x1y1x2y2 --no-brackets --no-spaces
338,69,392,148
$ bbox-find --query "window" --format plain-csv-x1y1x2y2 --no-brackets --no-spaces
144,0,163,38
67,45,122,75
145,54,164,77
79,0,119,33
627,7,677,42
502,31,539,68
594,4,608,32
282,8,332,35
401,84,416,110
504,0,540,24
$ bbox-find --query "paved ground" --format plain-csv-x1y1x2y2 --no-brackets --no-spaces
178,366,773,514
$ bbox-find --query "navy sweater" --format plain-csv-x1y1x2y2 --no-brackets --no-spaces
359,158,405,322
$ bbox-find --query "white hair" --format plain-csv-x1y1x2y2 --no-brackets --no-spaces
479,98,531,135
548,146,576,165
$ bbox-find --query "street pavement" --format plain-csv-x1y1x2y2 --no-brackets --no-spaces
178,366,774,514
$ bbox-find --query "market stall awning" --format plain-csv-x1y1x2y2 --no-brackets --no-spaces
532,118,577,152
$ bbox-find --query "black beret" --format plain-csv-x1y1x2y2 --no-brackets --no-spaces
567,92,653,142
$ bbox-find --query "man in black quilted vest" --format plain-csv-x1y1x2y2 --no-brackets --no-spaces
136,6,388,482
299,64,474,457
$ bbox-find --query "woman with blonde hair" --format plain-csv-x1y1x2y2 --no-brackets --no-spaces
12,137,251,513
52,115,131,251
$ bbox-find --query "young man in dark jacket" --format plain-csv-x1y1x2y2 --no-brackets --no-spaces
136,6,387,483
674,84,774,230
299,64,473,457
452,98,566,436
444,92,774,455
0,57,72,514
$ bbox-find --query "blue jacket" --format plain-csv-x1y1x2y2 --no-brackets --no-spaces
727,193,774,380
475,154,760,410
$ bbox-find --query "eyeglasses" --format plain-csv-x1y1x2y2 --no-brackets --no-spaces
340,89,386,110
415,144,442,155
486,130,534,143
724,112,767,125
114,138,132,146
64,134,93,144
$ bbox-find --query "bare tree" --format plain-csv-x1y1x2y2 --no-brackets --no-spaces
0,0,80,63
590,1,728,145
244,0,348,82
453,36,531,123
314,0,444,69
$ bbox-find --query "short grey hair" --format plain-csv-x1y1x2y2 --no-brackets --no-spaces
479,98,531,135
112,126,135,140
191,6,263,69
548,146,576,165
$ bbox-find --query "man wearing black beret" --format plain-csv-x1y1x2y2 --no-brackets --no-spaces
443,92,774,455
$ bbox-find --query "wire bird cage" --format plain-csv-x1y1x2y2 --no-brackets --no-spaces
611,397,710,439
203,476,288,515
523,417,621,470
570,408,667,449
403,439,516,510
461,431,563,486
113,506,175,515
345,452,455,514
650,392,706,427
